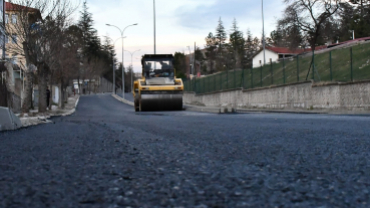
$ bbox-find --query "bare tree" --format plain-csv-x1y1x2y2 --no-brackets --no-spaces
282,0,341,79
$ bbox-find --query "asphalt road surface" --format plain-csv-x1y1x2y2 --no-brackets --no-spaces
1,94,370,207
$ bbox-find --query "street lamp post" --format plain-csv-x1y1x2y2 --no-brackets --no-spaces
187,46,193,76
261,0,266,65
106,23,138,98
153,0,156,54
124,49,141,91
104,36,122,94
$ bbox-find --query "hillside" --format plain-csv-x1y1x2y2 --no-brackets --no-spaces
185,41,370,93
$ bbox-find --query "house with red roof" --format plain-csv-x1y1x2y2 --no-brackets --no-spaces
253,36,370,67
252,46,306,67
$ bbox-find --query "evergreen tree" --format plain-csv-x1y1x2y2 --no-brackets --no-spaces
205,32,217,73
215,17,227,49
229,18,245,69
244,30,259,68
78,0,101,62
214,18,228,71
194,47,206,75
173,52,187,78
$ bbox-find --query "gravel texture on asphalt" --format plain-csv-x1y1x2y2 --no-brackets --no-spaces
1,94,370,207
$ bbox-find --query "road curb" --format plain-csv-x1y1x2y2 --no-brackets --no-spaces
19,95,80,128
235,108,329,115
112,94,134,107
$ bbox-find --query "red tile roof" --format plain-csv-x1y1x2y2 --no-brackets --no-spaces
266,46,305,54
5,2,39,12
328,36,370,48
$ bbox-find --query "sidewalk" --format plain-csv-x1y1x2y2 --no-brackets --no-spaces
19,95,80,128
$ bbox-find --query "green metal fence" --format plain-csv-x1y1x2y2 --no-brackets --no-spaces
184,43,370,94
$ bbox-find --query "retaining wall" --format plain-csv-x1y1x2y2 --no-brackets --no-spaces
184,80,370,111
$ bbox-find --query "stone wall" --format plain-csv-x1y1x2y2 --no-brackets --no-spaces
184,80,370,111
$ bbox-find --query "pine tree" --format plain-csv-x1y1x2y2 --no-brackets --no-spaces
244,29,257,68
205,32,217,73
215,17,227,49
214,18,228,71
78,0,101,62
229,18,245,69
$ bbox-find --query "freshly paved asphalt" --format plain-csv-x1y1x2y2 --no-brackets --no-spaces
1,94,370,207
116,92,134,103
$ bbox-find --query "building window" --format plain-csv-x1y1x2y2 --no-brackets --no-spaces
12,35,17,44
12,14,17,24
12,56,18,65
5,14,8,24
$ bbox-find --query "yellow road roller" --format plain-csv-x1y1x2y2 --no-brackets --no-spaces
133,54,184,111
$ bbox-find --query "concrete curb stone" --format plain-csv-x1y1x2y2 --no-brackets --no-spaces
19,95,80,128
112,94,134,106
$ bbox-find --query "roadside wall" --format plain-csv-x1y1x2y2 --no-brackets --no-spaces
184,80,370,111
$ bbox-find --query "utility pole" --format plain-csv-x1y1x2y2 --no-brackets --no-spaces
261,0,266,65
187,46,191,77
194,42,196,76
2,0,5,60
104,36,121,94
153,0,156,54
125,49,140,91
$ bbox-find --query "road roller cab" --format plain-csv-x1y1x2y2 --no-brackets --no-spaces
133,54,184,111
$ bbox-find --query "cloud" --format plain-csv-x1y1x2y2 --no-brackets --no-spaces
175,0,286,37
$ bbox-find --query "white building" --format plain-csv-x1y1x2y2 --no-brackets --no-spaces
252,47,304,67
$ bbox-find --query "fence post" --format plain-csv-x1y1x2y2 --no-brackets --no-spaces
242,68,245,89
330,51,332,81
251,68,254,89
270,60,273,85
297,55,299,82
198,79,200,93
227,69,229,89
220,72,222,91
350,47,353,81
283,58,286,84
205,77,207,93
206,77,208,93
214,74,215,92
200,78,202,93
312,51,315,80
195,79,197,93
260,65,263,87
234,69,236,89
204,77,206,93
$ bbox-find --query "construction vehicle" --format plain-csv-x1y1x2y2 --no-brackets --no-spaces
133,54,183,111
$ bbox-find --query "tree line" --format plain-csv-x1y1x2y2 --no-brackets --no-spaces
3,0,116,113
270,0,370,50
174,18,261,77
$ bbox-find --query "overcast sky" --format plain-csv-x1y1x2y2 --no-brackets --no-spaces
83,0,286,72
